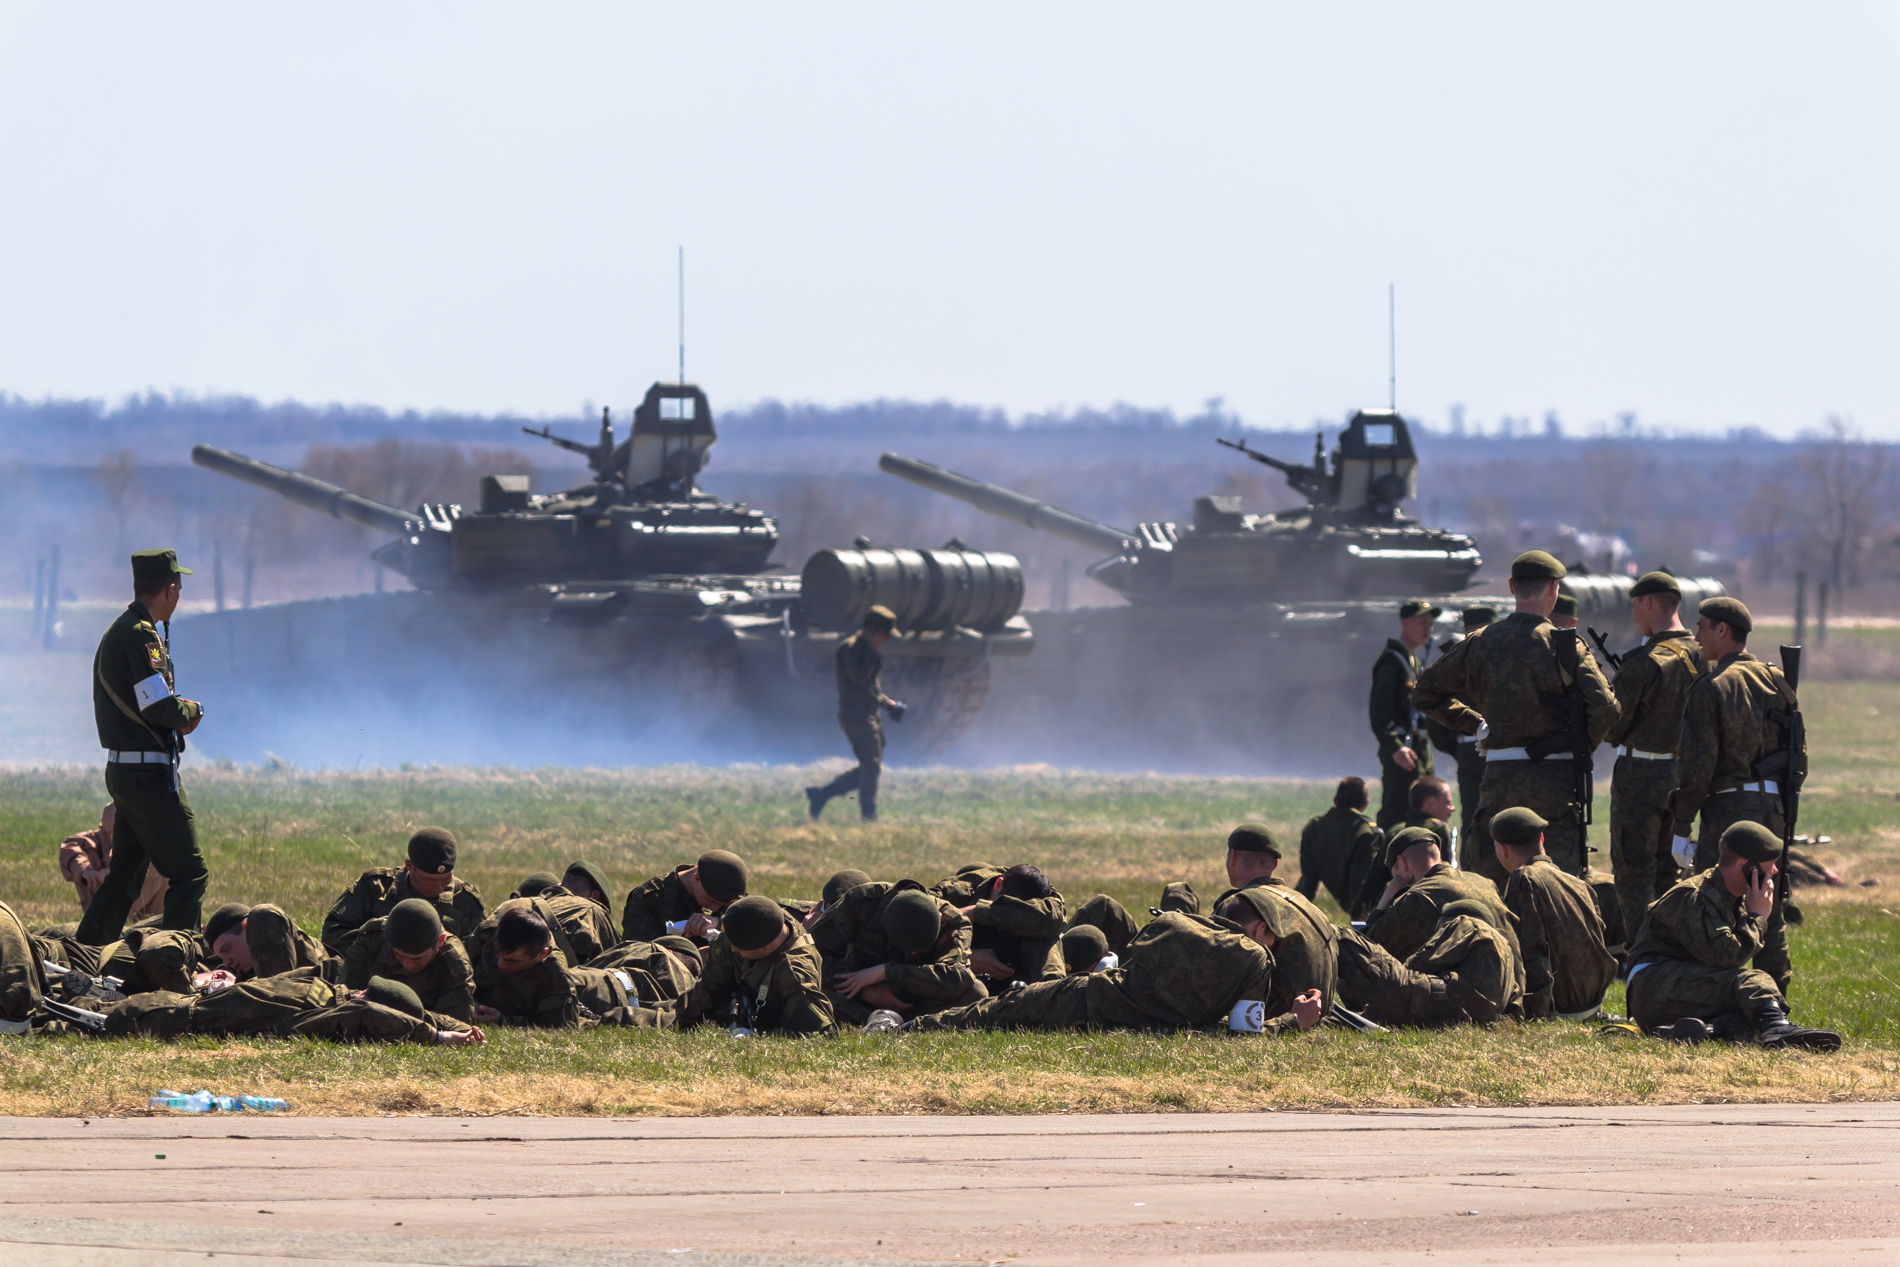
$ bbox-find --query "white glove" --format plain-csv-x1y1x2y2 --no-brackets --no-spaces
1671,836,1697,871
1227,1000,1266,1033
1472,721,1491,743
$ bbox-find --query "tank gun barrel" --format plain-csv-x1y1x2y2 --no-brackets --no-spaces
879,453,1135,555
191,444,418,536
1215,435,1328,504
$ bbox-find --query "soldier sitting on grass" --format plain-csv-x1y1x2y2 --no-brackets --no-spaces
1335,900,1524,1027
341,899,477,1022
322,827,486,952
1490,808,1615,1020
620,850,749,946
471,907,670,1030
1366,826,1525,1001
932,863,1067,988
811,882,987,1027
675,896,837,1036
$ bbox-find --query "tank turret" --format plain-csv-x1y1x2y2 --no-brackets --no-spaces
880,410,1479,603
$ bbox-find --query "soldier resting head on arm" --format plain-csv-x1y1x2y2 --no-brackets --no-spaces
620,850,749,945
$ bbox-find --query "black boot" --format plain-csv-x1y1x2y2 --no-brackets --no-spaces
1655,1017,1714,1044
804,786,828,821
1753,1001,1841,1052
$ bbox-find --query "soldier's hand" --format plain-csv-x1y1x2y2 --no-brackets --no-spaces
1291,989,1324,1030
1377,875,1410,910
1393,747,1417,772
684,911,721,940
179,705,204,736
1744,865,1777,917
440,1025,486,1047
472,1004,502,1024
970,948,1015,980
833,964,888,998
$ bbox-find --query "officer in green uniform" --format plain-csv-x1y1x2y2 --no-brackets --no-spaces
807,605,904,822
1423,606,1495,848
79,550,207,944
1604,572,1706,942
1413,551,1618,882
1369,599,1440,832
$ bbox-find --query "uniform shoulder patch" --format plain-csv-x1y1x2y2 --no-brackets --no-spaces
146,644,167,672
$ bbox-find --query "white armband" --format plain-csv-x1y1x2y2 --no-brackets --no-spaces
1227,1000,1266,1033
133,673,173,710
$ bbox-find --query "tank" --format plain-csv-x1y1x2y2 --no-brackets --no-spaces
177,381,1032,766
881,411,1722,772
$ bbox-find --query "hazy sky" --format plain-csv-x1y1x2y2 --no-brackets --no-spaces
2,5,1895,436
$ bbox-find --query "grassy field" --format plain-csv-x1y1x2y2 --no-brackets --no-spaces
2,680,1897,1116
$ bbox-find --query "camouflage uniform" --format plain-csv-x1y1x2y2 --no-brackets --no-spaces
932,868,1067,985
811,633,887,819
583,939,700,1005
97,926,206,994
1502,856,1615,1018
1295,805,1383,918
0,900,47,1032
1670,649,1801,991
1369,638,1433,831
677,920,836,1036
1414,612,1617,882
341,915,478,1022
1337,918,1523,1026
238,904,335,980
913,912,1289,1034
105,967,457,1042
1064,895,1142,956
321,867,487,953
1604,629,1705,942
80,599,207,943
1624,870,1788,1034
468,893,618,972
1219,878,1338,1015
1364,861,1525,1012
808,881,986,1025
620,865,705,945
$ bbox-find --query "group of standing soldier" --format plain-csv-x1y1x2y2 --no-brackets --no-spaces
1352,549,1834,1049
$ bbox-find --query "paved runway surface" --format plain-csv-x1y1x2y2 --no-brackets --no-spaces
1,1104,1895,1266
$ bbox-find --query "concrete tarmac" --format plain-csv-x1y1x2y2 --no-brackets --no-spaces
1,1104,1895,1266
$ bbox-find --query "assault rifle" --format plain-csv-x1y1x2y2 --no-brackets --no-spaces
1757,645,1806,921
1529,627,1595,878
1585,626,1624,676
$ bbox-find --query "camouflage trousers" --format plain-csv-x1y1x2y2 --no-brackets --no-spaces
816,714,885,818
911,971,1205,1033
1471,759,1587,886
1609,757,1681,949
1334,930,1467,1028
1693,791,1791,993
243,904,334,980
830,970,987,1028
1625,958,1783,1034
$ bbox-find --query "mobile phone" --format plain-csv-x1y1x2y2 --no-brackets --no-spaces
1743,862,1764,886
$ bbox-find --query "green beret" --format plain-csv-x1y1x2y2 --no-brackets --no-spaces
721,895,785,951
1630,571,1681,599
863,604,898,634
202,903,251,945
1220,887,1293,938
695,850,750,903
1400,599,1443,620
822,869,873,906
1552,594,1579,617
1060,924,1110,972
1699,596,1753,637
1439,898,1495,928
1226,823,1281,857
1510,550,1567,581
364,976,426,1020
1721,821,1782,864
131,548,192,587
1489,807,1548,847
384,898,442,955
1461,605,1497,631
881,890,942,954
1383,825,1445,868
562,860,614,906
511,871,560,899
407,827,456,874
1158,880,1200,914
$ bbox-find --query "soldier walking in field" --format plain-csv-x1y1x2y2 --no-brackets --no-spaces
807,605,905,822
1668,595,1803,993
1370,600,1440,832
77,550,207,945
1413,551,1617,883
1604,572,1706,943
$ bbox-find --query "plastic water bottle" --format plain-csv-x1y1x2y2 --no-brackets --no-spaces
148,1089,215,1112
147,1089,289,1112
235,1096,290,1112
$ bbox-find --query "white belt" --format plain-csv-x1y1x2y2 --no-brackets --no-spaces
106,750,172,763
1484,747,1574,762
1615,745,1673,760
1458,735,1481,745
1715,781,1779,795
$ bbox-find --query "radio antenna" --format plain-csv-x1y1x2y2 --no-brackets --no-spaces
1387,282,1396,411
677,246,686,384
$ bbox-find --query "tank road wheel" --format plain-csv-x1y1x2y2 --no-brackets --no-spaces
882,656,993,759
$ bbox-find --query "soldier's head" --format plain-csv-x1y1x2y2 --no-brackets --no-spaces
1717,821,1781,895
1488,807,1548,873
99,801,115,841
386,899,448,973
1508,551,1566,615
203,903,252,974
998,864,1053,902
404,827,458,899
1408,775,1453,823
561,861,614,910
723,896,792,961
881,891,943,960
1696,597,1752,659
1333,776,1370,812
1398,599,1441,650
685,850,749,913
861,605,898,649
130,549,191,620
1385,826,1442,884
493,908,554,975
1461,605,1497,633
1435,898,1496,934
1224,824,1281,886
1060,924,1112,974
807,868,873,928
1551,594,1579,630
1216,888,1292,950
1629,572,1683,636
